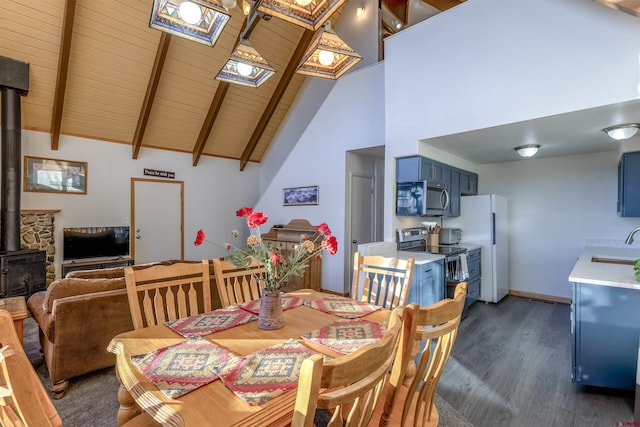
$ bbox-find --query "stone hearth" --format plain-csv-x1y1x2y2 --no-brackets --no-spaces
20,210,59,285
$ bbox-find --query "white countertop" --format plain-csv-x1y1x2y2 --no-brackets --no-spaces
568,246,640,290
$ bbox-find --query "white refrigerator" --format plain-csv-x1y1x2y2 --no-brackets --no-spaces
444,194,509,303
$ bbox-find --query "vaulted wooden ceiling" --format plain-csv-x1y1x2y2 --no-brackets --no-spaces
1,0,462,170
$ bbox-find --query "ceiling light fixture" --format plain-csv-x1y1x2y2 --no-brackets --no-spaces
603,124,640,141
254,0,346,31
150,0,231,47
296,22,362,80
356,6,366,16
215,39,276,88
514,144,541,158
242,0,251,14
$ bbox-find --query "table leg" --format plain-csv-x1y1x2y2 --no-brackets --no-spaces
116,383,141,426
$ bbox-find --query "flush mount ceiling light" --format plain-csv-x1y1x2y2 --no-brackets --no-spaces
254,0,346,31
296,23,362,80
603,124,640,141
514,144,541,158
150,0,231,47
215,39,276,88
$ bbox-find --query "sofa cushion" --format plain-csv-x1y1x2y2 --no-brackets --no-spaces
65,266,127,279
42,277,126,313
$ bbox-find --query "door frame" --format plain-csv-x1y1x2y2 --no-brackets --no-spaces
130,178,185,262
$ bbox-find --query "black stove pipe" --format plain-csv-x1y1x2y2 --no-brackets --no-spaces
1,87,22,252
0,56,30,253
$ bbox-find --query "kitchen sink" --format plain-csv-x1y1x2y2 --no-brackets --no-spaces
591,256,636,266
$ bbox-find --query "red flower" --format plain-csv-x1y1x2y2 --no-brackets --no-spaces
236,207,253,217
194,229,205,246
316,223,332,236
322,236,338,255
247,211,268,228
270,252,281,264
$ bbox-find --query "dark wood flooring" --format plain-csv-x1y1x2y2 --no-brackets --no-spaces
437,295,635,427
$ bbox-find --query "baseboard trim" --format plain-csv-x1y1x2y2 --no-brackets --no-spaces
508,289,571,305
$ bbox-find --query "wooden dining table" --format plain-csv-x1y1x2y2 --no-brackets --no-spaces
107,289,391,427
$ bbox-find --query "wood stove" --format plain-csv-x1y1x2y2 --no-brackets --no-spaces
0,249,46,298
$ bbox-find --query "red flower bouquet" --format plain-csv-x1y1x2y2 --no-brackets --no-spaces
195,207,337,292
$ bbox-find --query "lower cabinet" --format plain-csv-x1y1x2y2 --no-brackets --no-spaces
571,281,640,390
407,259,445,308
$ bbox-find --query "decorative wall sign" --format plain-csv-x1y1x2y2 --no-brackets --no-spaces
24,156,87,194
283,186,319,206
144,168,175,179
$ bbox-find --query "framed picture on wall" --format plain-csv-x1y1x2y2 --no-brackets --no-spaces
24,156,87,194
283,185,319,206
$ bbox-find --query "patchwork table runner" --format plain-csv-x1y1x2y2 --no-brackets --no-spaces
304,296,380,319
166,307,258,337
301,319,385,355
132,336,237,399
237,294,303,315
217,339,318,406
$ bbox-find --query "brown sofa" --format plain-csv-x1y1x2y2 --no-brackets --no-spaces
27,260,222,399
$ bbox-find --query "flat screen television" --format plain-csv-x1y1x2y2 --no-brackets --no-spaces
63,226,130,261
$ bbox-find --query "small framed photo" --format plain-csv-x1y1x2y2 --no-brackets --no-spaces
24,156,87,194
283,185,319,206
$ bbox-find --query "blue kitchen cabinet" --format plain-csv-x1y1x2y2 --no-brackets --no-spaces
460,170,478,195
407,259,445,308
618,151,640,217
571,281,640,390
396,156,433,181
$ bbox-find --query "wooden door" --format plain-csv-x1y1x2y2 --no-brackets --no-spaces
131,178,183,264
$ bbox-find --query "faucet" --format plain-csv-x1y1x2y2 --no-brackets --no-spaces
624,227,640,245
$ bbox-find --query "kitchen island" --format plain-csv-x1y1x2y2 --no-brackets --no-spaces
569,246,640,390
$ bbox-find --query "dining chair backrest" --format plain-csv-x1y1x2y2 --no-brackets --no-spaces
0,311,62,427
124,260,212,329
351,252,415,310
212,258,267,307
376,282,467,427
291,305,415,427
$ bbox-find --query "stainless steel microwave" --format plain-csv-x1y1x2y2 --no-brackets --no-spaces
396,180,450,217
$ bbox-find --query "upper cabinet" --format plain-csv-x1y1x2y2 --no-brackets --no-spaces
396,156,478,217
618,151,640,217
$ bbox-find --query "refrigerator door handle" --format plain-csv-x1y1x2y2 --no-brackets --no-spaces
492,213,496,245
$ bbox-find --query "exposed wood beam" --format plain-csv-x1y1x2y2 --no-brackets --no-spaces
50,0,76,150
132,33,172,159
421,0,464,11
239,29,315,171
191,82,230,165
192,20,250,166
593,0,640,17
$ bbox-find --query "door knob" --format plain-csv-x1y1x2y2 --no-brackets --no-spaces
352,239,358,244
135,235,141,240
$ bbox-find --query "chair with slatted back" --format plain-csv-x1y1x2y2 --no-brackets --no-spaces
351,252,415,310
212,258,267,307
124,259,212,329
0,310,62,427
373,282,467,427
291,304,417,427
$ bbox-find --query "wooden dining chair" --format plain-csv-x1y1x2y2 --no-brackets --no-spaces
374,282,468,427
124,259,212,329
291,304,416,427
351,252,415,310
212,258,267,307
0,310,62,427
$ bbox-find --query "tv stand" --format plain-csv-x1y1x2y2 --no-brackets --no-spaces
62,257,134,277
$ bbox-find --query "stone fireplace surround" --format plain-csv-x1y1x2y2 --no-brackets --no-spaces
20,210,58,286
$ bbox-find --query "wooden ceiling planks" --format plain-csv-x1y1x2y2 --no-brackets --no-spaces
594,0,640,17
421,0,465,12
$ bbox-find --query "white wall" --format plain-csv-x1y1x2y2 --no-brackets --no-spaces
19,131,260,277
255,63,386,293
384,0,640,239
479,151,640,299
